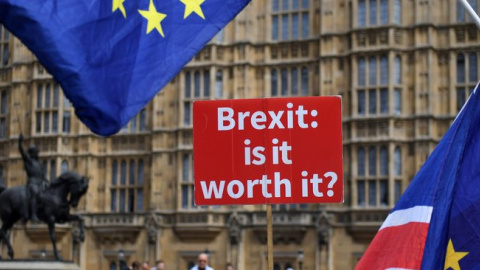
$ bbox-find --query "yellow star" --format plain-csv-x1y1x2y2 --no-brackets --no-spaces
180,0,206,19
444,239,468,270
138,0,167,37
112,0,127,18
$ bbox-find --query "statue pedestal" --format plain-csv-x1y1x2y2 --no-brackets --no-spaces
0,261,80,270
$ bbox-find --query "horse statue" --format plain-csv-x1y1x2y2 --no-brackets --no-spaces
0,171,89,260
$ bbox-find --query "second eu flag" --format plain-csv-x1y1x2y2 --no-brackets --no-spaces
0,0,250,135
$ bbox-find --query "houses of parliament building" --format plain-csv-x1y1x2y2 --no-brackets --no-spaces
0,0,479,269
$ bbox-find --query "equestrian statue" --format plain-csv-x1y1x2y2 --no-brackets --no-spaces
0,135,89,260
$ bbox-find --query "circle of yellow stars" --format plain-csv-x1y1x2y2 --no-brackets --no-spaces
112,0,206,37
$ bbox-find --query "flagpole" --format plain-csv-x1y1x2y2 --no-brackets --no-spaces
458,0,480,30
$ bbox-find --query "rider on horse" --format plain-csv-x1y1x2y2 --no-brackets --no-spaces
18,134,49,222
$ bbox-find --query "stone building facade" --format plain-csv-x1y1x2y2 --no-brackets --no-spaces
0,0,479,269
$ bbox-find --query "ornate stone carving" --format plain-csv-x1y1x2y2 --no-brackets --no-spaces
227,212,242,245
145,213,161,245
316,211,332,246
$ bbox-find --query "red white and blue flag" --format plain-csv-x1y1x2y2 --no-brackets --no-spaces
356,82,480,269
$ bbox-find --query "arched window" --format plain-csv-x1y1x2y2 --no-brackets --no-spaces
380,55,388,84
394,56,402,84
110,262,117,270
120,160,127,185
50,160,56,181
61,160,68,173
369,0,377,25
393,0,401,24
138,160,144,185
301,67,308,95
1,90,7,114
358,0,366,27
271,69,278,96
185,72,191,98
358,148,365,176
203,70,210,97
215,70,223,98
380,0,388,24
37,84,43,108
111,160,118,211
183,154,190,181
129,160,135,185
457,1,466,22
216,29,224,43
0,165,3,185
281,69,288,96
469,52,478,82
291,68,298,95
194,71,201,97
358,57,366,86
380,147,388,175
369,147,376,176
457,54,466,83
112,161,118,185
394,147,402,176
369,56,377,85
139,109,146,131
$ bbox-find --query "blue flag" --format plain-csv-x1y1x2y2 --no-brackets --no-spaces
356,82,480,269
0,0,250,136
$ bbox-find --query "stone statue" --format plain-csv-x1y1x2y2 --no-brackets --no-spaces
18,134,49,222
0,171,89,260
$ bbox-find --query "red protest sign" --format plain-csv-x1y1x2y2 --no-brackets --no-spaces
193,97,343,205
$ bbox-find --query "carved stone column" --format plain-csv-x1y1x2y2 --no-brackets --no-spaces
227,212,244,270
144,213,161,263
315,211,332,270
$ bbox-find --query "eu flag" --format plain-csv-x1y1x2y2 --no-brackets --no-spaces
356,82,480,269
0,0,250,136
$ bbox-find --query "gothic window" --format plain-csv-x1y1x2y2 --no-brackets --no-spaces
380,55,388,84
394,147,402,176
0,25,9,66
122,108,147,133
180,152,196,209
271,0,309,41
358,57,366,86
215,70,223,98
394,88,402,115
271,69,278,96
380,147,388,175
111,159,145,212
356,146,390,207
0,90,7,138
369,57,377,85
394,55,402,84
456,53,478,111
369,147,376,176
380,0,388,24
61,160,68,173
357,147,365,176
358,0,366,26
457,0,478,22
393,0,401,24
215,29,224,43
369,0,377,25
357,55,391,116
301,67,308,95
35,82,72,134
271,66,310,97
182,69,216,126
0,165,3,185
358,0,394,27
